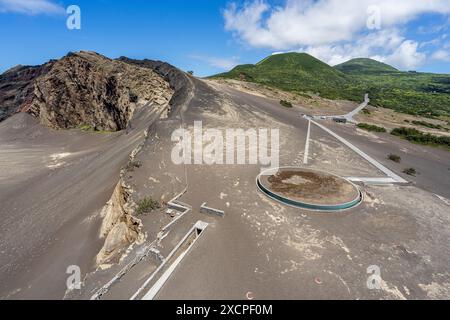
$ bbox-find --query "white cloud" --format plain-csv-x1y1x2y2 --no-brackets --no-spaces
224,0,450,70
190,55,240,70
299,29,405,66
0,0,64,15
224,1,273,47
383,40,426,70
432,49,450,62
224,0,450,48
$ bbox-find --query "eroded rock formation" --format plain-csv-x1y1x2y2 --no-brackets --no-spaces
0,63,53,122
96,180,143,266
1,51,174,131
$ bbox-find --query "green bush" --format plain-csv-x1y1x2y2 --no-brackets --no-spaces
403,168,417,176
78,124,111,134
357,123,387,132
387,154,401,163
280,100,293,108
136,197,161,215
391,127,450,149
297,92,313,99
411,120,442,130
78,124,95,131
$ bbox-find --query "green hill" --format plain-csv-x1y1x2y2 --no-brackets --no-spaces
334,58,398,75
212,53,360,101
335,59,450,117
211,53,450,118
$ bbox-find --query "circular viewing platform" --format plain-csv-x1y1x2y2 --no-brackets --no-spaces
257,167,362,211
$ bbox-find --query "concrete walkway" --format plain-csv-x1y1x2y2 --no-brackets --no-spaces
311,93,369,123
344,93,370,122
311,119,408,184
303,120,311,164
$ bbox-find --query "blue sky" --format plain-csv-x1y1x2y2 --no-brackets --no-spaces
0,0,449,76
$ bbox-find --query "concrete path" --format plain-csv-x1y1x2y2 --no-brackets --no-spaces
344,93,369,122
303,120,311,164
311,93,369,122
311,119,408,183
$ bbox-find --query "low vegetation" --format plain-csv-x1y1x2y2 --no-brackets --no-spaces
403,168,417,176
411,120,448,131
336,59,450,118
354,75,450,118
387,154,401,163
280,100,293,108
391,127,450,149
78,124,111,134
297,92,313,99
136,197,161,215
125,160,142,172
78,124,94,131
357,123,387,133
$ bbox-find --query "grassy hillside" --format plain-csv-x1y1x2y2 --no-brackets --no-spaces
212,53,364,101
335,58,398,74
211,54,450,118
339,60,450,117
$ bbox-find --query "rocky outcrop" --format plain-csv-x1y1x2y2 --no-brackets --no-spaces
25,51,173,131
0,63,53,122
117,57,193,116
96,139,149,266
0,51,174,131
96,179,143,266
